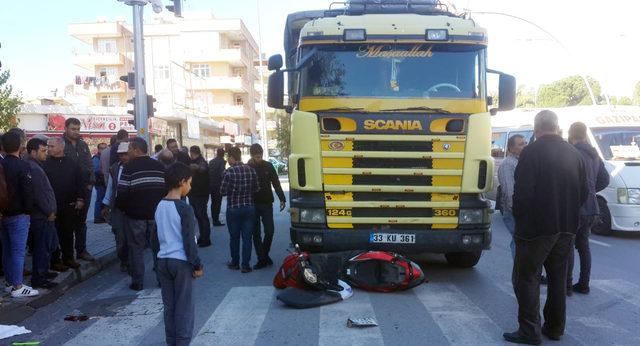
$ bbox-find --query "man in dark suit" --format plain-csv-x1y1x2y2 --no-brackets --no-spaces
504,110,588,345
208,148,226,226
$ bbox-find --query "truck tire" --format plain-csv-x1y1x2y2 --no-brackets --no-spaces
592,197,613,236
445,251,482,268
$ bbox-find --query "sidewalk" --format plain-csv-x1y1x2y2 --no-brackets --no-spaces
0,221,118,325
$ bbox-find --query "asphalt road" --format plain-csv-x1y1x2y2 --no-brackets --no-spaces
5,182,640,345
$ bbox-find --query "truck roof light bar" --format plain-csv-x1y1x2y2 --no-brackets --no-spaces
344,28,367,41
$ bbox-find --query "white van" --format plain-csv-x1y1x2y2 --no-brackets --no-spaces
490,105,640,235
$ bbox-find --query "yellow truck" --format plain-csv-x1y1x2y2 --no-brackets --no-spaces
267,0,516,267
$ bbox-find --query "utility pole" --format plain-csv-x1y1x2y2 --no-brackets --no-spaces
256,0,269,154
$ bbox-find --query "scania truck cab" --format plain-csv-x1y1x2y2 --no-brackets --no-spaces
268,0,516,267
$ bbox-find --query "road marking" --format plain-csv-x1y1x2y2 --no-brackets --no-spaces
319,291,383,346
415,282,503,345
192,286,274,345
588,239,611,247
64,289,163,346
592,279,640,308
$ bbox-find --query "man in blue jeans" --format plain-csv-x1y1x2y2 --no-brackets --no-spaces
497,134,527,259
1,130,38,298
220,146,259,273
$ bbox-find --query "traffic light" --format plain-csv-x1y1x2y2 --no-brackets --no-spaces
120,72,135,90
166,0,183,17
147,95,157,117
127,97,135,116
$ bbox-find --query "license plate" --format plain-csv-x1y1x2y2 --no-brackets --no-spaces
369,233,415,244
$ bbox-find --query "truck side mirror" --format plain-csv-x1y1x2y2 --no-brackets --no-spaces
268,54,283,71
498,73,516,112
268,71,284,109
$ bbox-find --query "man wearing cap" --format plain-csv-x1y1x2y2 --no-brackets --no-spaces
101,142,130,272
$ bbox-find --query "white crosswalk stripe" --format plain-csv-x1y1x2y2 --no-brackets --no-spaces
58,278,640,346
64,289,164,346
319,291,383,346
192,286,274,345
415,282,504,345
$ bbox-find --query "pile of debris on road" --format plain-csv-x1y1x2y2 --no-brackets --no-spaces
273,245,426,309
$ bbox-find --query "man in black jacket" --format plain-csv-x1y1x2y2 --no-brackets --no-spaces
116,137,166,291
44,137,86,271
567,122,610,295
188,145,211,247
26,138,59,289
62,117,95,261
208,148,226,226
504,110,589,345
248,144,286,269
166,138,190,165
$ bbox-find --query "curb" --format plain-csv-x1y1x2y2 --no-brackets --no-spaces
0,247,118,325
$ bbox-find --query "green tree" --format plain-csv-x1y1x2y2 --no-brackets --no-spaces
275,109,290,159
536,75,603,107
0,68,22,132
610,96,633,105
516,85,536,108
633,81,640,106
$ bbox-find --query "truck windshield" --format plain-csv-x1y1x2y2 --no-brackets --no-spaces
591,127,640,160
299,43,483,99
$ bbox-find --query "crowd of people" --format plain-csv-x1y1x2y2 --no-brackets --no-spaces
1,119,286,307
497,110,609,345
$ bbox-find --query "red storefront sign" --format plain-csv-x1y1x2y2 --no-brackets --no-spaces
47,114,135,132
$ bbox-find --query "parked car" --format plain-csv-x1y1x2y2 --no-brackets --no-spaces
269,157,288,174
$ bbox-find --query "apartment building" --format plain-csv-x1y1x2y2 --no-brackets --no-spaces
68,12,260,152
254,56,279,155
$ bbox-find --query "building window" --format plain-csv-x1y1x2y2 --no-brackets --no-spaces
234,95,244,106
98,66,118,78
192,64,210,78
97,39,117,53
154,65,170,79
233,68,244,77
101,95,120,107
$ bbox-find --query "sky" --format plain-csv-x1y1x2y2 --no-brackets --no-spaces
1,0,639,99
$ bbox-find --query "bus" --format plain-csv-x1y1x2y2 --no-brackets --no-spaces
490,106,640,235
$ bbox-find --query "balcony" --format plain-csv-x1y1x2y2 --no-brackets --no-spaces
72,51,127,69
210,105,249,119
69,22,132,44
186,48,252,67
190,76,251,93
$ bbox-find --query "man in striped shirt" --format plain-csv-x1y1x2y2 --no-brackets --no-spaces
116,137,166,291
220,146,259,273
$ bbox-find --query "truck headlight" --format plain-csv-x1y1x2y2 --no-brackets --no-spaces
300,208,326,223
459,209,484,224
626,188,640,204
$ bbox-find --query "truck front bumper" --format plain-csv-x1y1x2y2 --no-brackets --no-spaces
291,226,491,253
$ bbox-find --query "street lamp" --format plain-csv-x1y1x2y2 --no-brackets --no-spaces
467,10,601,106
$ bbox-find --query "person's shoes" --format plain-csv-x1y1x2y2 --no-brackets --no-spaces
23,268,31,276
566,285,573,297
11,285,40,298
4,282,13,293
572,283,590,294
94,218,106,224
63,260,81,269
266,257,274,266
253,262,268,270
241,267,252,273
51,262,69,272
120,263,129,273
32,280,58,289
503,331,541,345
212,221,225,226
227,262,240,270
129,283,143,291
46,271,59,279
197,239,212,248
540,275,548,285
541,325,562,341
77,251,96,262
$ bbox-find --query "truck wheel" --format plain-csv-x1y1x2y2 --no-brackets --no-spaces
445,251,482,268
592,198,613,236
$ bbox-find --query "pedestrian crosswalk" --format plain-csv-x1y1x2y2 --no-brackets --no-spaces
53,276,640,346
